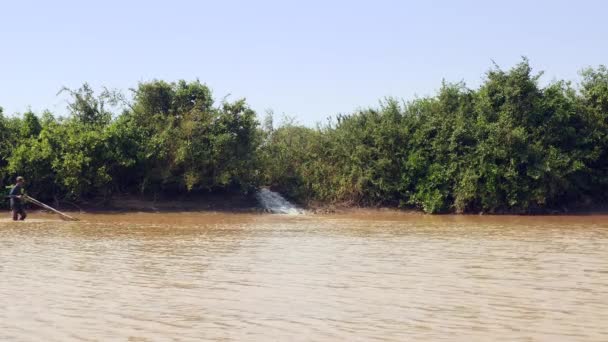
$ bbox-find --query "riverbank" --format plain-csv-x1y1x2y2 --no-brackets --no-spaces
10,191,608,216
34,192,261,213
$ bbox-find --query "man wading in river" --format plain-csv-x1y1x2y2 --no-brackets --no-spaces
9,176,27,221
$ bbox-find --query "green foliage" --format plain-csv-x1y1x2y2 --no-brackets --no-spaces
58,83,122,126
20,111,42,138
129,80,260,194
260,59,608,213
1,80,260,202
1,60,607,213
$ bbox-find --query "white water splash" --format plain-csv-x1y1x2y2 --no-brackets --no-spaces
256,188,304,214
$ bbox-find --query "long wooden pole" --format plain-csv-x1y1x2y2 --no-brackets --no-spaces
23,195,79,221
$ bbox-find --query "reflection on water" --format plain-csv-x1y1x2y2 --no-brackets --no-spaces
0,212,607,341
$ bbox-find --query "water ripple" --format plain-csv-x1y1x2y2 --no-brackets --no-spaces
0,213,607,341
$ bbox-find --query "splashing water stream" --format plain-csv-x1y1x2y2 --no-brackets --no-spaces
256,188,304,214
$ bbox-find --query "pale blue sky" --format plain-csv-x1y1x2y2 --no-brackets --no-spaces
1,0,606,125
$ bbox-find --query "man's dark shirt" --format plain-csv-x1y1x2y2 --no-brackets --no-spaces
9,184,24,208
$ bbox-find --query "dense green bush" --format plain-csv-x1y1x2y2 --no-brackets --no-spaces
1,80,261,203
1,60,607,213
261,60,608,213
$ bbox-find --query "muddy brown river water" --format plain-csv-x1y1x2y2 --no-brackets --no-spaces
0,211,607,341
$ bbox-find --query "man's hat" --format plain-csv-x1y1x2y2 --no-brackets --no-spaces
16,176,24,182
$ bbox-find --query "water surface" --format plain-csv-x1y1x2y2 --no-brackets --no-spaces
1,212,607,341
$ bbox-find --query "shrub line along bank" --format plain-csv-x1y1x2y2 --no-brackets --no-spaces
2,59,608,213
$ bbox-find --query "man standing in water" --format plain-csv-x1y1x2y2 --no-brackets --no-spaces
9,176,27,221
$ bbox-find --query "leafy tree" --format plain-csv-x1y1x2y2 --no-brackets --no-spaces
20,111,42,138
3,60,608,213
